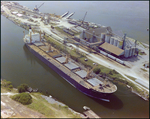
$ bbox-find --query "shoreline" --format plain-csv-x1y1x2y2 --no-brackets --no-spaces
1,79,86,118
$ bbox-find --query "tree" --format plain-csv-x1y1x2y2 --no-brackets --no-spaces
17,83,29,93
11,93,32,105
93,68,101,74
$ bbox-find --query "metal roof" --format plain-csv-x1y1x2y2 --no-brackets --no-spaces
64,62,79,70
56,57,66,64
87,78,103,87
99,42,124,56
75,70,87,78
34,42,44,46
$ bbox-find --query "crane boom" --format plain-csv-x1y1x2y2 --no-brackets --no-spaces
38,2,44,9
82,12,87,24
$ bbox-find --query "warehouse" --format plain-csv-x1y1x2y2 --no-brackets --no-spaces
99,42,124,57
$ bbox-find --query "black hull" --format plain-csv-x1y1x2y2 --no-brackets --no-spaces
25,44,113,102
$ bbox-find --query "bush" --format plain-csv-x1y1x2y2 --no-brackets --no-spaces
11,93,32,105
17,83,29,93
3,80,12,87
2,80,13,91
109,69,119,75
93,68,101,74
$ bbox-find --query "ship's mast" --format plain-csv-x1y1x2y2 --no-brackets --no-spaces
65,54,70,63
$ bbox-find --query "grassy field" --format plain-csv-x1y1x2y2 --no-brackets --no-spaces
27,92,81,118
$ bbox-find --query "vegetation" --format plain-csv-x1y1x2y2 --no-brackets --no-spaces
138,49,146,55
11,92,32,105
1,79,13,91
17,83,29,93
125,75,136,81
27,92,81,118
93,67,101,74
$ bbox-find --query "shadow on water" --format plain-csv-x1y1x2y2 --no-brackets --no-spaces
90,94,123,110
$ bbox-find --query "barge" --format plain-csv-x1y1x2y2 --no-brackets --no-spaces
23,27,117,102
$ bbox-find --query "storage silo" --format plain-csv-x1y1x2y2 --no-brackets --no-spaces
124,48,129,58
113,38,118,46
132,47,135,56
129,48,132,57
101,33,105,42
117,40,123,49
105,34,111,43
110,37,114,45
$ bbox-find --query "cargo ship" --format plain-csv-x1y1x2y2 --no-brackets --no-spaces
23,27,117,102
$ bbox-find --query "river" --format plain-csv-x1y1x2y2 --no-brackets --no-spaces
1,1,149,118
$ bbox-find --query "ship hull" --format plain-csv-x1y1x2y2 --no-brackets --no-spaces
25,43,113,102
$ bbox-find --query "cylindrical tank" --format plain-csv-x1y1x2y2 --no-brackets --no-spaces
117,41,120,48
117,41,123,49
101,33,105,41
124,48,129,58
110,37,114,45
129,48,132,57
132,47,135,56
105,34,111,43
113,38,118,46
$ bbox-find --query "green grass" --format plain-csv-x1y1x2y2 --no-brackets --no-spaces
27,92,81,118
125,75,137,81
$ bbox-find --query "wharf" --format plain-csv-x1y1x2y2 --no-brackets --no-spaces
83,109,100,118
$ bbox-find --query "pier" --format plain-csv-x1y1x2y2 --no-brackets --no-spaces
83,106,101,118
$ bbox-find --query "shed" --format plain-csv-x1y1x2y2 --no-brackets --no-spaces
99,42,124,56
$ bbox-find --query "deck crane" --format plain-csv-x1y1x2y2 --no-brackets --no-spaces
33,2,44,12
86,63,97,78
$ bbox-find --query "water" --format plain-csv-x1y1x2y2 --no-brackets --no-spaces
17,1,149,44
1,1,149,118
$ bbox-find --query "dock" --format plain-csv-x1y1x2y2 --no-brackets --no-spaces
83,106,101,118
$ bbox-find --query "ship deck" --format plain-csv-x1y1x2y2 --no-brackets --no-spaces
28,42,117,93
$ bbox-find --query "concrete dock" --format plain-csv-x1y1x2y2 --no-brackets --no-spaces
83,106,101,118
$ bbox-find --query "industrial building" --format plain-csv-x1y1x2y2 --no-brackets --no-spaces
80,26,138,58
